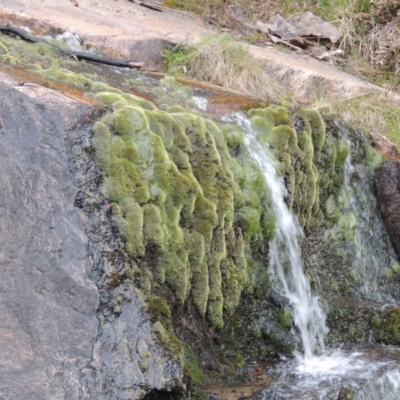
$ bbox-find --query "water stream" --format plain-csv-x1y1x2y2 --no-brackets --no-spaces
233,113,327,360
230,113,400,399
339,129,398,302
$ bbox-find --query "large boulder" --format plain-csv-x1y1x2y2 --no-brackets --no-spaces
375,160,400,258
0,74,183,400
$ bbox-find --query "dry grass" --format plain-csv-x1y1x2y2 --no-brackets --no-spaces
164,0,400,86
309,89,400,151
164,34,288,102
163,0,400,151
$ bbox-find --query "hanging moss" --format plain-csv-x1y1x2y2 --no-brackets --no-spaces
298,108,326,162
120,198,145,256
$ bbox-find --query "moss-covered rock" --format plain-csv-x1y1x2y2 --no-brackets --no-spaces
5,32,393,395
373,307,400,345
91,96,277,330
248,106,348,232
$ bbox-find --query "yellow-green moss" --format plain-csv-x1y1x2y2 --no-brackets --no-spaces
365,144,385,169
248,106,348,232
183,345,204,386
147,295,172,320
374,307,400,345
152,321,183,360
278,307,293,328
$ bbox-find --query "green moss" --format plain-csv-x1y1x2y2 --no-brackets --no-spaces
298,108,326,162
185,231,209,316
94,92,127,106
120,198,145,256
375,308,400,345
207,246,224,328
147,295,172,320
372,315,382,328
183,345,204,386
0,34,278,333
152,321,183,360
235,206,261,239
278,307,293,328
105,158,150,204
139,269,153,294
392,261,400,275
224,126,244,148
193,196,218,237
248,106,334,231
325,195,341,223
143,204,165,250
91,81,122,94
92,122,111,172
220,245,248,316
163,249,190,303
192,391,209,400
269,105,293,126
337,212,358,242
336,140,349,165
365,144,385,169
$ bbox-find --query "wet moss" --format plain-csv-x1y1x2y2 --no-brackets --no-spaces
147,295,172,320
374,307,400,345
183,345,204,386
152,321,183,361
278,307,293,328
365,144,385,169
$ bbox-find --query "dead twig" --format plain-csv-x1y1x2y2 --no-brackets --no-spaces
127,0,163,12
0,24,144,69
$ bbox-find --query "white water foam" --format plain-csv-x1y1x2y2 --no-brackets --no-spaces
44,31,91,53
296,349,384,379
193,96,208,111
263,347,400,399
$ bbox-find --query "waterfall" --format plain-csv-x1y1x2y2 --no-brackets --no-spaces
232,113,327,360
339,127,398,302
230,114,400,399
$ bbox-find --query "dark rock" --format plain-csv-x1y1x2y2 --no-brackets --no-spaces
375,160,400,258
0,74,183,399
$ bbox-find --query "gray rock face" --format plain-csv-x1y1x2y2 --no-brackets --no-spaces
0,74,183,400
375,160,400,258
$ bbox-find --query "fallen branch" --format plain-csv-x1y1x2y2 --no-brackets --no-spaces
0,24,144,69
266,32,303,52
314,49,343,61
127,0,163,12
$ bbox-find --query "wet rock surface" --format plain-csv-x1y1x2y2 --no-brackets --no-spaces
0,74,182,399
375,160,400,258
0,75,98,399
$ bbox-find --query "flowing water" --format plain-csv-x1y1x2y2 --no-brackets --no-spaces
230,113,400,399
232,113,327,360
339,128,398,302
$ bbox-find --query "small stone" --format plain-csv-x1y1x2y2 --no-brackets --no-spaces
137,337,149,358
139,358,151,371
